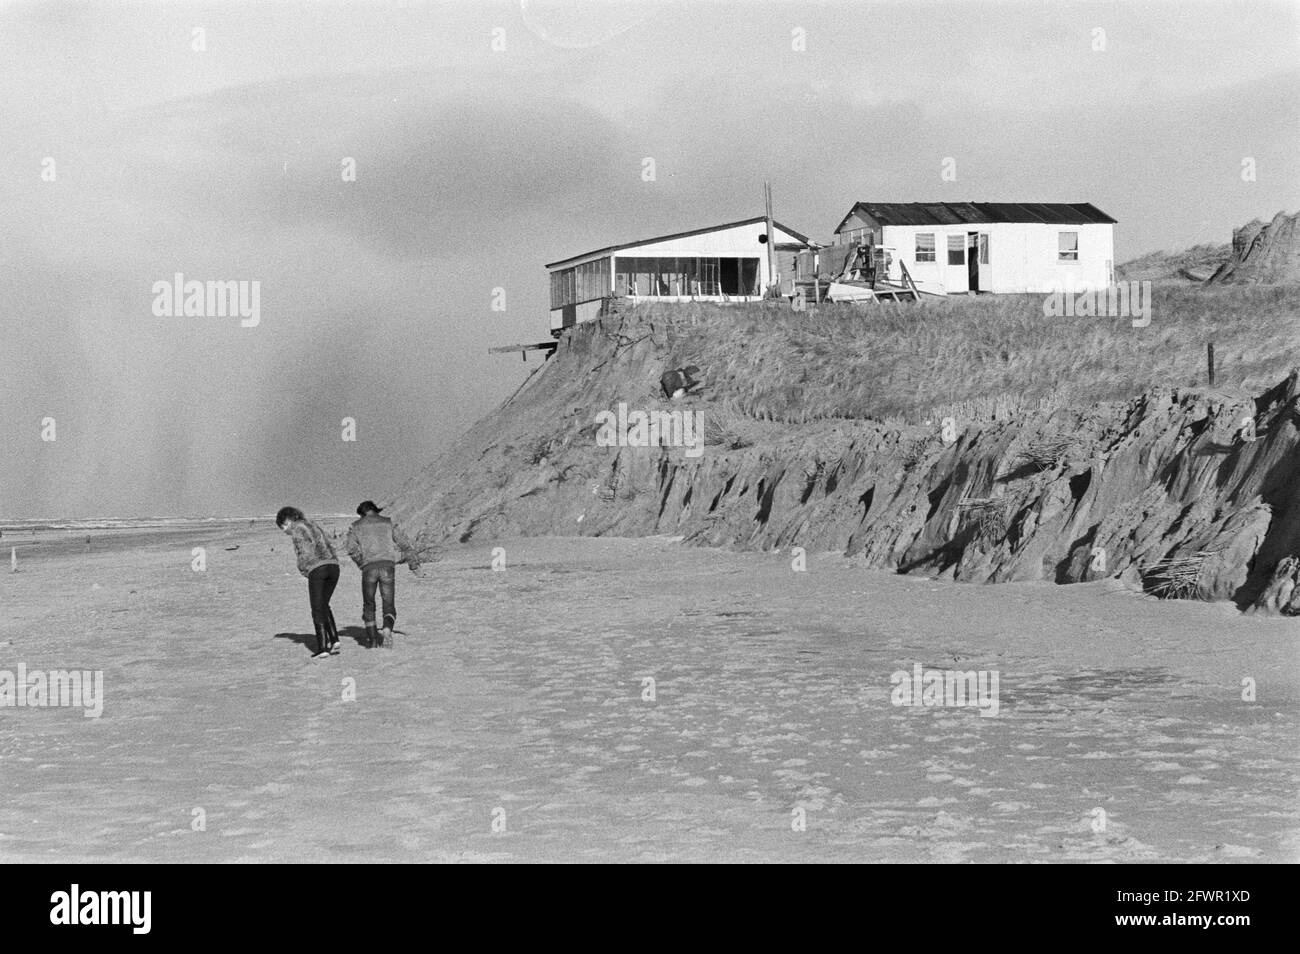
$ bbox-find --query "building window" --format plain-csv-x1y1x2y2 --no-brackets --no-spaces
947,234,965,265
614,256,760,298
550,259,611,309
1059,231,1079,261
915,233,936,262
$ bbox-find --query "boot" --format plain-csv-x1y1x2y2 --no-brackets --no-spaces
381,615,395,650
311,620,331,658
365,621,381,649
326,610,341,655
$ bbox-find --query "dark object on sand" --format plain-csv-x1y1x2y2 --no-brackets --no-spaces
225,545,240,551
660,365,703,399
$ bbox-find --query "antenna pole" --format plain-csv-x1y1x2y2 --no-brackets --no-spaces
764,180,777,295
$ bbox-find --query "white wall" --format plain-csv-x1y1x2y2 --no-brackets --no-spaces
549,298,604,335
551,222,806,280
610,221,806,290
881,222,1114,294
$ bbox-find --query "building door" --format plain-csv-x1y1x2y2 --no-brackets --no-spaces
967,232,980,293
719,258,740,296
695,260,719,296
946,234,969,293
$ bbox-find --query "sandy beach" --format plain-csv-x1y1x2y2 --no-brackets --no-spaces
0,524,1295,863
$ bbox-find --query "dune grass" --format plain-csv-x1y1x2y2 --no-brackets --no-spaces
632,284,1300,424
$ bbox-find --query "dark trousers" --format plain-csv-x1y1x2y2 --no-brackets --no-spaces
361,560,396,627
307,563,339,629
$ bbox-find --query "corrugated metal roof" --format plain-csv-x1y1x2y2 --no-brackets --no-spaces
839,202,1117,231
545,216,814,270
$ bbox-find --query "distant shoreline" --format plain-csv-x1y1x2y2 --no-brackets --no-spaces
0,515,355,533
0,517,356,562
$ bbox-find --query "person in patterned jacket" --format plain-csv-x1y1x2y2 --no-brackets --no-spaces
276,506,341,658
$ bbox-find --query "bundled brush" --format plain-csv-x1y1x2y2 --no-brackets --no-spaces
957,497,1008,540
802,453,844,482
598,465,623,502
1016,434,1077,472
525,433,554,466
1142,549,1221,599
702,401,755,451
408,527,448,566
901,437,933,471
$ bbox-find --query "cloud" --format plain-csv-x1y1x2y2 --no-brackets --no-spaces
0,70,669,516
519,0,659,50
1,1,1296,516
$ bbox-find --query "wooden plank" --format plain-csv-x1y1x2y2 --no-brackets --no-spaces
899,260,921,297
488,342,558,355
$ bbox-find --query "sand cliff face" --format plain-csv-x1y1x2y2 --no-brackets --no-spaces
1209,210,1300,285
391,307,1300,610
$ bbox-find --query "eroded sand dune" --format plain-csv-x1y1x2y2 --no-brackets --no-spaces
391,304,1300,610
1209,211,1300,285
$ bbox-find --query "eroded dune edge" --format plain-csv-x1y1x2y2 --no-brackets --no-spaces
392,297,1300,613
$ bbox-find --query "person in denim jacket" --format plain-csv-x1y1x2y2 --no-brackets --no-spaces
344,501,418,649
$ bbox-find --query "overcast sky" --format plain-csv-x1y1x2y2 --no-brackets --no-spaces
2,0,1296,518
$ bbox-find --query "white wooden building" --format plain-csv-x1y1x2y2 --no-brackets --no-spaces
830,202,1117,295
546,216,815,336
